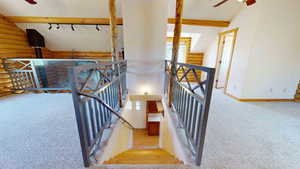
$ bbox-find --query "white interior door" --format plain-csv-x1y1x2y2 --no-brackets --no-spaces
217,33,234,88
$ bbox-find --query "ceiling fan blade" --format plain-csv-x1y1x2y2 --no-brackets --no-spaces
213,0,231,7
246,0,256,6
25,0,37,5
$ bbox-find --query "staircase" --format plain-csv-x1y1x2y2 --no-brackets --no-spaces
295,82,300,103
103,148,183,165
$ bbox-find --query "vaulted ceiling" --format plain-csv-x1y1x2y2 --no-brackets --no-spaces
0,0,243,52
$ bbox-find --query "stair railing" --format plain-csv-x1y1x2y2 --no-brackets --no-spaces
70,60,133,167
164,60,215,166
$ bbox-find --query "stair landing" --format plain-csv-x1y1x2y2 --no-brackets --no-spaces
103,148,183,165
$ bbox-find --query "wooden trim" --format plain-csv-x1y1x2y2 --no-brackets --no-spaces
215,28,239,94
168,18,230,27
5,16,230,27
225,93,295,102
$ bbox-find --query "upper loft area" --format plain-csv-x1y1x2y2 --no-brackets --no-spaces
0,0,300,169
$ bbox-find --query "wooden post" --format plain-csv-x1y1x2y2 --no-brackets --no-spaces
109,0,117,62
168,0,184,107
109,0,123,107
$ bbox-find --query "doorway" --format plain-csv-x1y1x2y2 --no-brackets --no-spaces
215,29,238,92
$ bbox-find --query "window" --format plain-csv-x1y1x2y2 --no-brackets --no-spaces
165,37,191,63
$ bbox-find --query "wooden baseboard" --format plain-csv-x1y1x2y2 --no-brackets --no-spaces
225,93,294,102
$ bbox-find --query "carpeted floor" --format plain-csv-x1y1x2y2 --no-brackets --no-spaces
201,90,300,169
0,93,86,169
0,91,299,169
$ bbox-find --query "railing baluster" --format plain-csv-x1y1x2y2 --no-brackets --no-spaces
165,60,215,166
98,93,105,126
194,104,203,147
187,97,196,137
93,99,101,132
187,96,195,133
82,101,92,146
87,100,97,139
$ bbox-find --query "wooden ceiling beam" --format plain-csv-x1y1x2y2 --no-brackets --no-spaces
168,18,230,27
5,16,123,25
6,16,230,27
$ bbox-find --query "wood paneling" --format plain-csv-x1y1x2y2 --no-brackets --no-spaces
50,51,112,59
0,15,35,97
0,15,54,97
6,16,230,27
186,53,203,82
166,37,204,82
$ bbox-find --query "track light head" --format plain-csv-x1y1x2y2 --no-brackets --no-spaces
48,23,52,30
96,24,100,31
71,24,75,31
56,24,60,30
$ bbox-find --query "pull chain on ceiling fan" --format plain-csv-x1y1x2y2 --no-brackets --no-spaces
213,0,256,7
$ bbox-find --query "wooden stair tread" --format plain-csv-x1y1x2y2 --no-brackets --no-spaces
103,148,183,165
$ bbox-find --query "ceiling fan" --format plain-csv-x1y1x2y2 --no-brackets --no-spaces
25,0,37,5
213,0,256,7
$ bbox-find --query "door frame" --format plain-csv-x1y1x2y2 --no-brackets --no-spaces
214,28,239,94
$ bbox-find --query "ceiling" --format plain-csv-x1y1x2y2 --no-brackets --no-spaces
0,0,242,53
0,0,123,17
168,0,243,20
0,0,242,20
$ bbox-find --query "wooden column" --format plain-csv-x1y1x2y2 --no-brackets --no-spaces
109,0,123,107
109,0,117,62
168,0,184,107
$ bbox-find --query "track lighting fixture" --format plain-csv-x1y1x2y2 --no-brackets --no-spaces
71,24,75,31
48,23,52,30
47,23,104,31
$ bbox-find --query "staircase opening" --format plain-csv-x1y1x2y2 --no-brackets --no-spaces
69,59,215,167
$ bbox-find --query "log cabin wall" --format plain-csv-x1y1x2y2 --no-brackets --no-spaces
0,15,52,97
50,51,112,60
186,52,203,82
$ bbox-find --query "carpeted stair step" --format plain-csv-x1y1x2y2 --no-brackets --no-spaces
103,148,183,165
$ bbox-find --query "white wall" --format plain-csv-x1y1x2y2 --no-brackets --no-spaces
122,0,169,95
203,37,219,68
127,101,146,129
96,100,133,163
205,0,300,99
16,24,124,52
167,25,221,53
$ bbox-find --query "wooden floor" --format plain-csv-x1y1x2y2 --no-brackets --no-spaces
103,148,183,164
103,129,182,165
133,129,159,149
